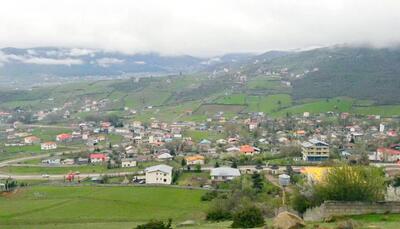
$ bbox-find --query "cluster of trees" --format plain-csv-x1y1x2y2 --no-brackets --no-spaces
291,165,386,213
204,173,280,228
84,113,123,127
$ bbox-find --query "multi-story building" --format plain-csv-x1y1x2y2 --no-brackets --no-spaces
301,139,330,161
145,164,172,184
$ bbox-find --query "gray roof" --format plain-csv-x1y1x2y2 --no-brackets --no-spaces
145,164,173,174
210,167,240,177
121,158,136,162
302,139,329,147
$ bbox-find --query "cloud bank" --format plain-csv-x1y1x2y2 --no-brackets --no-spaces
0,0,400,56
0,51,83,66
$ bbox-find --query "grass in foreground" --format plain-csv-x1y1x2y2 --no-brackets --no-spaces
0,185,208,227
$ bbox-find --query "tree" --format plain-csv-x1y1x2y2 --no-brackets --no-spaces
314,165,385,203
181,158,187,167
195,164,201,173
251,173,264,193
231,161,238,168
214,161,220,168
291,191,311,214
206,198,232,221
135,219,172,229
231,206,265,228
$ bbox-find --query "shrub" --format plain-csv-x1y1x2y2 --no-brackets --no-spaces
314,166,385,203
206,209,232,221
290,191,311,214
135,219,172,229
231,206,265,228
201,191,219,201
206,199,232,221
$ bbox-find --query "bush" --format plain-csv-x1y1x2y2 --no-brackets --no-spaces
206,209,232,221
314,166,385,203
290,191,312,214
201,191,219,201
231,206,265,228
206,199,232,221
135,219,172,229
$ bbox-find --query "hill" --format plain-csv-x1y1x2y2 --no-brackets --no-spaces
238,46,400,104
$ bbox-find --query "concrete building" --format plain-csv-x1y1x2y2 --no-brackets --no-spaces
121,158,137,168
145,164,173,185
301,139,330,161
210,167,240,181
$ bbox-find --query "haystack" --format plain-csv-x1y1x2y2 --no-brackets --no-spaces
273,211,305,229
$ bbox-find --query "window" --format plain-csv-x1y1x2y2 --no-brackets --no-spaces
163,179,167,182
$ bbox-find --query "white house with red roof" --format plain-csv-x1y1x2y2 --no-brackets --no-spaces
24,136,40,144
41,142,57,150
239,145,260,156
89,153,107,163
377,144,400,162
56,133,72,142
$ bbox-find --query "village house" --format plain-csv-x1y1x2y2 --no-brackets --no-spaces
301,139,330,162
377,144,400,162
76,157,89,165
89,153,107,163
24,136,40,144
40,141,57,150
156,152,173,161
240,144,260,156
121,158,137,167
42,158,61,165
210,167,241,182
226,146,240,153
185,155,205,165
56,133,72,142
62,158,75,165
145,164,173,185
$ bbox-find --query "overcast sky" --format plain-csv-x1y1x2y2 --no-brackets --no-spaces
0,0,400,57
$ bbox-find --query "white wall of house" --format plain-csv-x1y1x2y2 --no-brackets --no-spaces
121,160,137,167
145,171,172,184
41,143,57,150
187,159,204,165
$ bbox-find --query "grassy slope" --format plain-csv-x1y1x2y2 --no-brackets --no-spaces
1,74,399,119
354,105,400,116
0,186,207,227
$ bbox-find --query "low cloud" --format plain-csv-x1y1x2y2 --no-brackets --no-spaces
96,58,125,67
68,48,95,57
0,1,400,56
0,51,83,66
23,57,83,65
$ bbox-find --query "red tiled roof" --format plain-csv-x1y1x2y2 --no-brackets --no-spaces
240,145,255,153
378,147,400,155
57,133,72,140
90,153,106,159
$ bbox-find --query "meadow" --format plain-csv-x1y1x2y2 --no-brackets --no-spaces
1,74,399,124
0,184,398,229
0,185,208,228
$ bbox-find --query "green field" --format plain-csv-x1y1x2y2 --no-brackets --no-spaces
30,128,72,142
247,94,292,113
183,130,226,142
1,74,399,120
0,186,208,228
273,97,354,116
0,185,399,229
354,105,400,117
215,93,247,105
